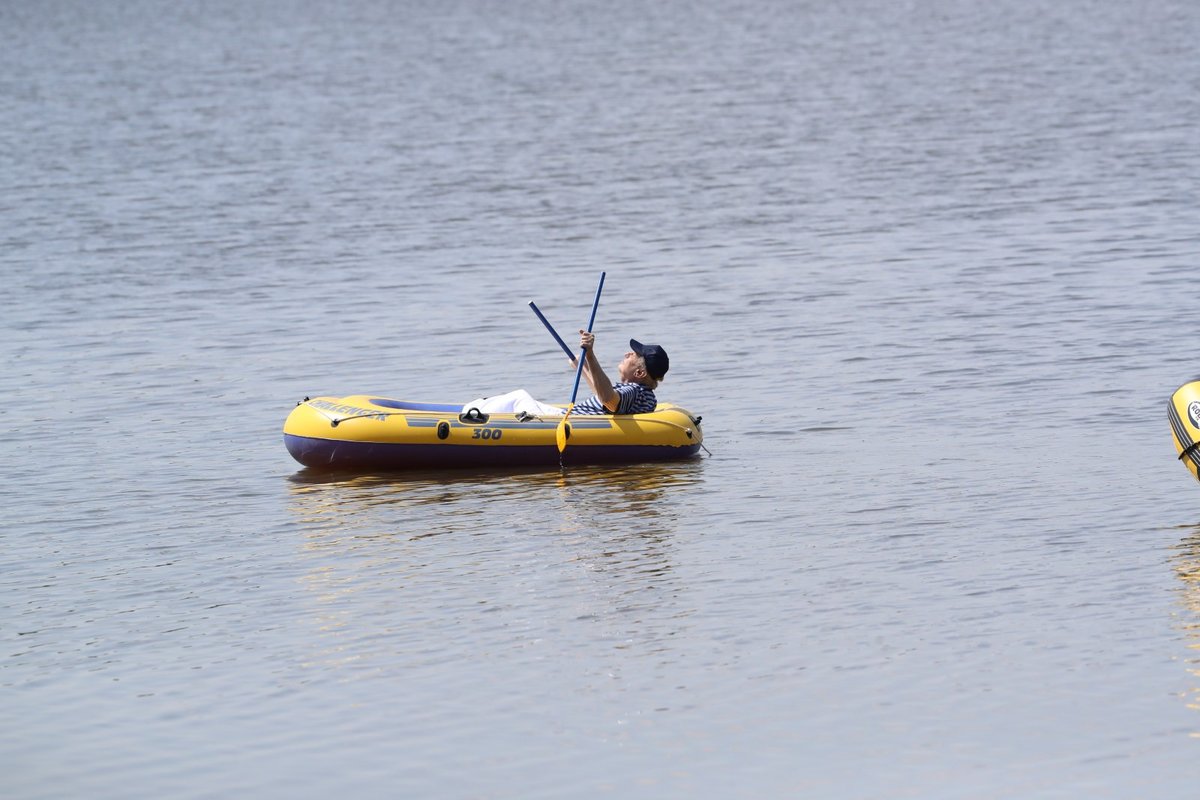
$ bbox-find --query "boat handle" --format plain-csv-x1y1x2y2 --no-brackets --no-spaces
459,408,490,424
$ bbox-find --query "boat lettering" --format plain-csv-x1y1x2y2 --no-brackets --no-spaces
309,399,387,421
472,428,503,440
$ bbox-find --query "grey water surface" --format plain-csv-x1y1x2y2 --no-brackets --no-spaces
3,0,1200,797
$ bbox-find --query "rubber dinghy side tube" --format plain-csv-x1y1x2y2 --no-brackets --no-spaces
1169,381,1200,482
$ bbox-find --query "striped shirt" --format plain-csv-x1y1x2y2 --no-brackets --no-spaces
573,382,658,415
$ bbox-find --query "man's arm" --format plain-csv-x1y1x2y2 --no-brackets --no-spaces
579,330,620,411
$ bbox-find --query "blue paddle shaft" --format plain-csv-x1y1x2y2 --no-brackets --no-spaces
528,301,576,359
569,272,606,405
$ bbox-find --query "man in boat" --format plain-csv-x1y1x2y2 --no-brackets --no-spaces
571,331,666,414
463,332,669,418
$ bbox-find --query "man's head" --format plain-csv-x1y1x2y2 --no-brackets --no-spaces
619,339,669,386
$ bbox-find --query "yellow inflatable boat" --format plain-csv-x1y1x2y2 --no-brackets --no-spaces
1170,381,1200,483
283,395,704,470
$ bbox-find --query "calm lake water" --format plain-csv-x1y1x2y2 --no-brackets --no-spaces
3,0,1200,797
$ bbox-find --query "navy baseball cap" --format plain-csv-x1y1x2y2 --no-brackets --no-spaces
630,339,669,380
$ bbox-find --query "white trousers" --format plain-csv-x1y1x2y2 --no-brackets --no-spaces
462,390,565,417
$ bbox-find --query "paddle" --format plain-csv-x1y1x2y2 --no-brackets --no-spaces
528,301,576,360
557,272,606,453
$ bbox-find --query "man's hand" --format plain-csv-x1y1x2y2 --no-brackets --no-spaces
578,330,595,351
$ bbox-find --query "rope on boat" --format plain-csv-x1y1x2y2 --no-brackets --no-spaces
615,417,713,456
326,411,407,427
298,399,408,427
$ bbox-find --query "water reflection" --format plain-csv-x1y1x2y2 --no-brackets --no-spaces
287,461,703,537
1171,528,1200,735
285,462,707,676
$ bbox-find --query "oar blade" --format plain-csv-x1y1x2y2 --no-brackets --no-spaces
556,410,571,453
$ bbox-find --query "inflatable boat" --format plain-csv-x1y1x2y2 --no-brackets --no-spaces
1170,381,1200,483
283,395,704,470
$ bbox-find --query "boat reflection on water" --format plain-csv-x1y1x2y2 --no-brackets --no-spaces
1171,528,1200,734
286,460,704,537
285,461,708,675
